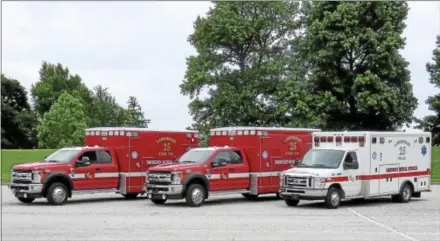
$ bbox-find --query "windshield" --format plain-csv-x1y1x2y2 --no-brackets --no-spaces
297,149,345,169
175,149,214,164
44,149,81,163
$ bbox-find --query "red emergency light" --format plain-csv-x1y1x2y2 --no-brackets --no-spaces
359,136,365,147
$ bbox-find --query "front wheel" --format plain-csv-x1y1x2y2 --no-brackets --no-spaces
284,199,300,206
46,182,69,205
185,184,206,207
17,197,35,204
325,187,342,209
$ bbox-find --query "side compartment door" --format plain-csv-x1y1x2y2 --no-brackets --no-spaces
73,151,100,190
93,150,119,189
341,151,362,197
258,136,272,192
128,134,144,192
209,151,231,191
226,150,250,190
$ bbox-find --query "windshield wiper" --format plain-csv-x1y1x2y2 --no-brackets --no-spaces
180,160,195,163
296,163,309,167
311,164,330,168
47,160,60,163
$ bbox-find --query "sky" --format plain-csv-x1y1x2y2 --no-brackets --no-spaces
2,1,440,131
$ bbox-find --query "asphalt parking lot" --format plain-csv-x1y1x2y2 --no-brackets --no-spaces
1,185,439,241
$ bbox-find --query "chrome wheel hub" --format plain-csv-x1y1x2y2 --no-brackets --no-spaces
403,186,410,200
331,192,340,206
53,187,66,203
191,188,203,204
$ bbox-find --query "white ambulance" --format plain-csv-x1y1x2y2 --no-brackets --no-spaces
278,131,432,209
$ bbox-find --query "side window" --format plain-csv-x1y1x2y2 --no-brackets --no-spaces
213,151,232,164
344,152,359,169
98,150,113,164
229,151,243,164
79,151,98,164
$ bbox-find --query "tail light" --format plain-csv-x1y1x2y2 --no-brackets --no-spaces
359,136,365,147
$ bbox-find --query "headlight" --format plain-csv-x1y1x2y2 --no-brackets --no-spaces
170,171,183,184
32,171,43,183
314,177,329,188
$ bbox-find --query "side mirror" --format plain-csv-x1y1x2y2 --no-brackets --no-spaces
218,158,228,166
294,160,301,166
76,156,91,167
211,159,220,168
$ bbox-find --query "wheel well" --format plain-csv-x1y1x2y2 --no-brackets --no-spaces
401,180,414,192
328,183,345,199
43,176,72,198
184,177,208,198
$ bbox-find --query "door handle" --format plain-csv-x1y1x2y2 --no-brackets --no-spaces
95,168,101,171
229,168,234,171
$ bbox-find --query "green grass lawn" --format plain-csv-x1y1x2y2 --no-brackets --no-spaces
1,148,440,183
1,149,56,183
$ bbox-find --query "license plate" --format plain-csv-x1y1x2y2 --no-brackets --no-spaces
292,194,300,199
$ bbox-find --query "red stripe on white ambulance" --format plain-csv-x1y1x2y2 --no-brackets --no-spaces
145,126,320,207
8,127,200,205
278,131,432,209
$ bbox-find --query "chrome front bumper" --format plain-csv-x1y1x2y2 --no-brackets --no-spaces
145,184,183,197
279,187,328,200
9,183,44,198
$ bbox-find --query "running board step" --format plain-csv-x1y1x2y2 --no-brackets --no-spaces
209,189,250,196
72,188,119,195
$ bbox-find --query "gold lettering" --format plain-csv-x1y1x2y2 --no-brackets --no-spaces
156,137,177,144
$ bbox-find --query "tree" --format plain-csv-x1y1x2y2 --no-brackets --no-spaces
88,85,128,127
415,35,440,144
298,2,418,130
1,74,38,148
124,96,150,127
180,1,302,131
30,61,93,120
37,92,88,148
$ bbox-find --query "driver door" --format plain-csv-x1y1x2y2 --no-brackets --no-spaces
73,151,99,190
209,151,231,191
341,151,362,197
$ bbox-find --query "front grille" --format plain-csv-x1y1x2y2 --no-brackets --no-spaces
11,171,33,184
285,176,312,189
148,172,171,185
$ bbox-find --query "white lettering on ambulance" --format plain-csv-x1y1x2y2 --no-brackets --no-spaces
274,159,298,165
146,160,173,165
386,166,418,172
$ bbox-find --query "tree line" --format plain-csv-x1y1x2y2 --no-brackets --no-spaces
1,61,150,149
181,1,440,145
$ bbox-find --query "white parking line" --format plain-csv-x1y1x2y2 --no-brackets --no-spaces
348,208,419,241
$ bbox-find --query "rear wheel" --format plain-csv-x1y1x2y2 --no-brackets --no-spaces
284,199,300,206
17,197,35,204
185,184,206,207
392,183,412,203
46,182,69,205
325,187,342,209
122,193,139,200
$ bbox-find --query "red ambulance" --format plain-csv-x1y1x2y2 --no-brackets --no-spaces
8,127,199,205
145,126,320,207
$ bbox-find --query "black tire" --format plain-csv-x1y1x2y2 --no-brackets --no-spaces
395,183,413,203
46,182,69,205
185,184,206,207
325,187,342,209
284,199,300,206
122,193,139,200
242,193,259,200
151,198,167,205
17,197,35,204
